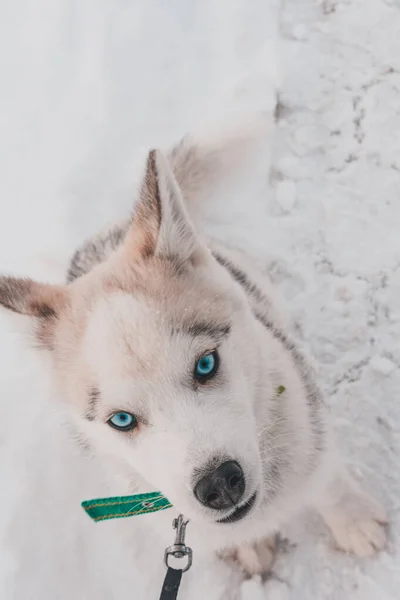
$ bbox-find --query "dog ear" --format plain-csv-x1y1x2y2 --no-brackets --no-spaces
125,149,205,265
0,276,69,347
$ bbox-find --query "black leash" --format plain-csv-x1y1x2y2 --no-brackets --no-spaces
159,515,192,600
159,568,183,600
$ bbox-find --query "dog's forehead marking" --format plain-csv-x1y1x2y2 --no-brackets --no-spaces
83,293,161,376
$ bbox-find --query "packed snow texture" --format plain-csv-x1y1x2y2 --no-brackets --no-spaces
0,1,399,599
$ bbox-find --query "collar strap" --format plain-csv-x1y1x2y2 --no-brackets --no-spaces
82,491,172,522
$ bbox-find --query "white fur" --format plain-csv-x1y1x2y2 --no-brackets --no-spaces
0,119,388,599
63,125,389,562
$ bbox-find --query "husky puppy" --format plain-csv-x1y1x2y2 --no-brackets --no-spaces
0,122,387,581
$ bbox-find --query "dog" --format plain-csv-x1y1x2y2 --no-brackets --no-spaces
0,119,387,587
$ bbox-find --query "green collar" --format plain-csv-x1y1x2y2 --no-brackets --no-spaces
82,491,172,522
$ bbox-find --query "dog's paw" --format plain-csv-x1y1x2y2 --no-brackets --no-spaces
219,534,278,576
321,489,388,557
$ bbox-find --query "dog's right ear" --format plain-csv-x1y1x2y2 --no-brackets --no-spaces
124,149,207,266
0,276,69,347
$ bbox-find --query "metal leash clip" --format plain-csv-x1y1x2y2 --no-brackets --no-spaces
164,514,193,573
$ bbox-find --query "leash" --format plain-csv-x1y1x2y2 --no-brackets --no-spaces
81,493,192,599
160,515,192,600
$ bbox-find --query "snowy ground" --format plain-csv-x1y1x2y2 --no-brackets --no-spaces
0,1,399,599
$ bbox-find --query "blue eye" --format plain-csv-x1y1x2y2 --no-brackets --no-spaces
195,351,219,382
108,411,137,431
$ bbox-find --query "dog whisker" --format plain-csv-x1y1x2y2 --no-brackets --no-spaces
257,417,288,438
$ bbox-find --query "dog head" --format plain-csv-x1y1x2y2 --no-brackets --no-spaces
0,151,276,532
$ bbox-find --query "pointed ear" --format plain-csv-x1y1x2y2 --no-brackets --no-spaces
126,149,204,264
0,276,68,347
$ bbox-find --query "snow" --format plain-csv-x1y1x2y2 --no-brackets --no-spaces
0,1,399,599
275,180,297,213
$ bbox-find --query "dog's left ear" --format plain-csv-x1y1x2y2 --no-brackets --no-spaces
0,276,69,347
125,149,206,265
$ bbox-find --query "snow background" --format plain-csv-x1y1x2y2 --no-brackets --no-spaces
0,0,399,599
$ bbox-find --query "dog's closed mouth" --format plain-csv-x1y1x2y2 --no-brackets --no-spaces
216,492,257,524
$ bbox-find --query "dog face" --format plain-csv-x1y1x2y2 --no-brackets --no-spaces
0,151,271,529
78,263,264,523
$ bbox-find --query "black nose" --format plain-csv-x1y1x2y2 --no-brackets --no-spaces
194,460,246,510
